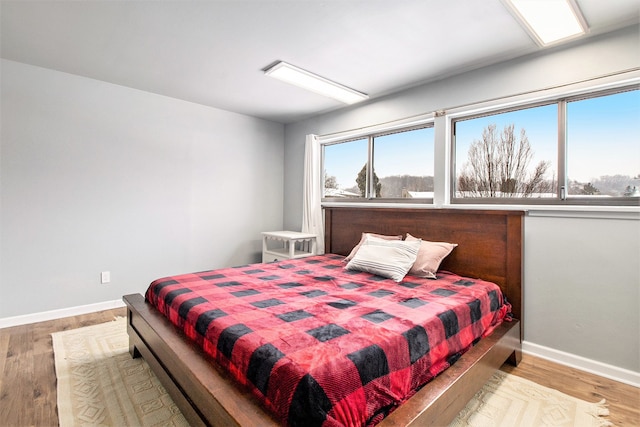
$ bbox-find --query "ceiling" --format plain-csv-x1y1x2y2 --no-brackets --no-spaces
1,0,638,124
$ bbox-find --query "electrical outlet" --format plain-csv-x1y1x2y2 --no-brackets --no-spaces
101,271,111,284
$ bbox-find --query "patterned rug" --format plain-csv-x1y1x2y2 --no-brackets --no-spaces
52,317,187,426
52,317,611,427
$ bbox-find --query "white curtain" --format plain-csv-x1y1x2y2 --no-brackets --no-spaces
301,134,325,254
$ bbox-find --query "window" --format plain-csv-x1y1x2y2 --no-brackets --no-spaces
566,89,640,199
454,104,558,199
452,85,639,205
323,138,368,198
323,125,434,201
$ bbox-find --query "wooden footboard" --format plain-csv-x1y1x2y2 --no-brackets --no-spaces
125,293,280,427
124,207,523,426
124,293,520,427
380,320,521,426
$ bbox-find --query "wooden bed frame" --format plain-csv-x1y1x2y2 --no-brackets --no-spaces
123,207,523,426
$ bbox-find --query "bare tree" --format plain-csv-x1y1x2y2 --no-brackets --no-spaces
458,124,552,197
591,174,637,197
324,171,338,189
379,175,432,197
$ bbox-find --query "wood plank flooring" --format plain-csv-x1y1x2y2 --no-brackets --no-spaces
0,308,125,427
1,308,638,426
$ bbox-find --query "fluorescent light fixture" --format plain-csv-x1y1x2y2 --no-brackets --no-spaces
503,0,588,46
264,61,368,105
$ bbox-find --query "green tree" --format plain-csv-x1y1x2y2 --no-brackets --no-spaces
581,182,600,195
356,164,381,197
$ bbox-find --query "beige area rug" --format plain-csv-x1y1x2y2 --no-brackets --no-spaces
52,318,611,427
450,370,611,427
52,317,188,426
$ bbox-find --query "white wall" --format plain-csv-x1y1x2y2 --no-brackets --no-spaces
282,26,640,377
1,59,284,318
524,214,639,370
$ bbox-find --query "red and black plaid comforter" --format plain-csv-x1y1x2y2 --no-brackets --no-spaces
145,254,511,427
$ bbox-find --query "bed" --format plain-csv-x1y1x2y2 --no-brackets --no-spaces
123,207,523,427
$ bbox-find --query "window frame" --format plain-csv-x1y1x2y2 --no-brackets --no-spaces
321,122,435,204
450,84,640,206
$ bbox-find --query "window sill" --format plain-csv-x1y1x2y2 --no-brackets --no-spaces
322,201,640,220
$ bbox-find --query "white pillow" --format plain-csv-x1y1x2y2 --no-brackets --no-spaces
345,236,421,282
344,232,403,262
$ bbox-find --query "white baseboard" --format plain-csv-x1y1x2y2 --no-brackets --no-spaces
0,299,126,329
523,340,640,388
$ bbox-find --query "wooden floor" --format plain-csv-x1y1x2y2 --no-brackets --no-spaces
1,308,638,426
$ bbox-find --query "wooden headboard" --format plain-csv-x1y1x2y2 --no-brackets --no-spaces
324,207,524,321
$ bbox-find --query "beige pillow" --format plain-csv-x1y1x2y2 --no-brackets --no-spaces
344,232,403,262
345,235,421,282
406,233,457,279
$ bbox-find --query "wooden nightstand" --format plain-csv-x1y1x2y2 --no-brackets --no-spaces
261,231,318,262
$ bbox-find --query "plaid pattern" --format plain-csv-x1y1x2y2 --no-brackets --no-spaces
146,254,511,427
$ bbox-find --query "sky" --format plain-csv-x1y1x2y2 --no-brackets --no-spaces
324,89,639,190
323,138,368,189
566,90,639,182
